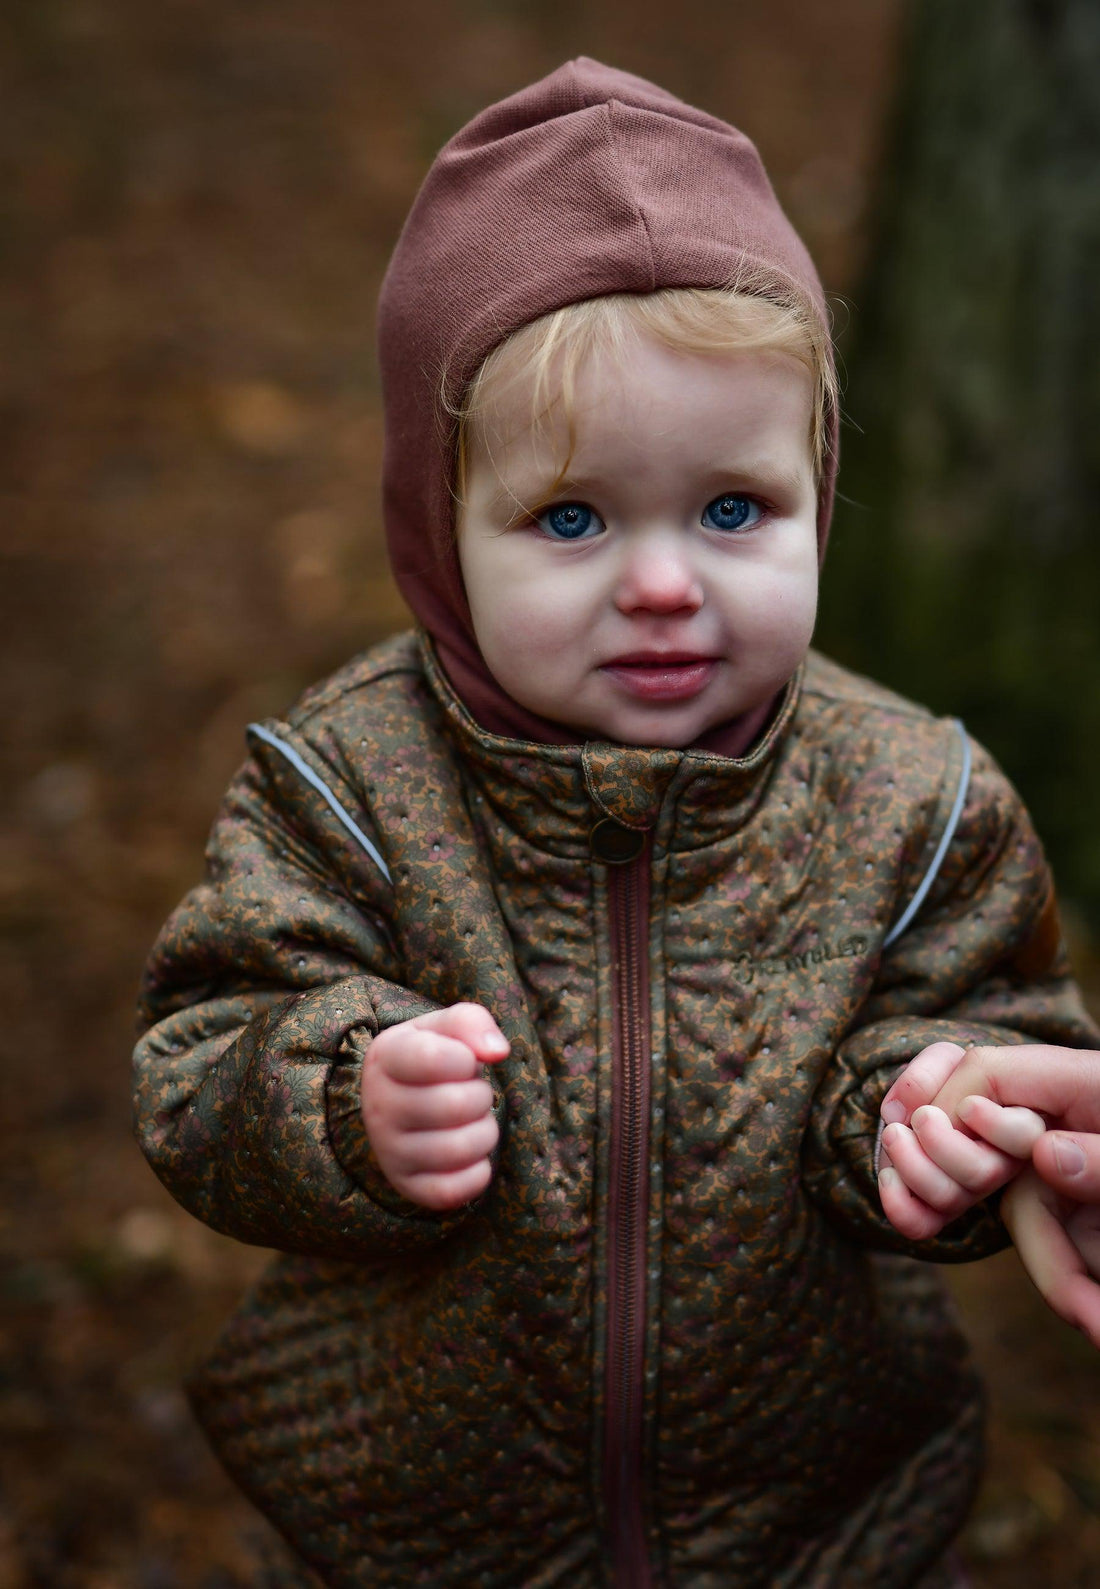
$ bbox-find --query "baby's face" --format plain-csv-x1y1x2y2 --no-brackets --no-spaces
456,333,819,747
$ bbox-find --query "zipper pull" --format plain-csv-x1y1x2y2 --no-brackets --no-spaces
590,818,648,865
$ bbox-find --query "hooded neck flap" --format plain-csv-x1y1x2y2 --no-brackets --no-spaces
377,56,837,750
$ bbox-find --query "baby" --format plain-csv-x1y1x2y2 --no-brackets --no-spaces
133,59,1100,1589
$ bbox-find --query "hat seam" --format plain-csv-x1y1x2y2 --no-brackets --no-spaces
606,99,658,292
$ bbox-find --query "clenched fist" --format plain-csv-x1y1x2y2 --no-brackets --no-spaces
360,1003,510,1210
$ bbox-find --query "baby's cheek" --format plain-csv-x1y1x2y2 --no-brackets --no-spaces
474,587,587,715
735,572,816,682
482,593,576,670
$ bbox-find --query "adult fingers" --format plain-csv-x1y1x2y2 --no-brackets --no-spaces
407,1002,511,1064
1066,1205,1100,1279
1002,1170,1100,1349
880,1042,968,1126
1032,1130,1100,1201
930,1046,1100,1133
909,1104,1019,1194
955,1096,1047,1158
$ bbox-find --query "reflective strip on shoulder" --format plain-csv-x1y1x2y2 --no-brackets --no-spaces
246,722,392,884
882,718,972,949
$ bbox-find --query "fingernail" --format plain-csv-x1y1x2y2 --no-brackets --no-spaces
878,1166,899,1189
911,1105,932,1128
957,1096,977,1121
880,1100,906,1126
1052,1135,1086,1177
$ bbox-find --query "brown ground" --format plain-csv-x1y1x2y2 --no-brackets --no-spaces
3,2,1099,1584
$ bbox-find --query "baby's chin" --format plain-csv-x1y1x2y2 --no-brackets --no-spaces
487,655,791,749
538,697,762,751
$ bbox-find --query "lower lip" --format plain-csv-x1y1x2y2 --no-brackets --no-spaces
600,659,719,701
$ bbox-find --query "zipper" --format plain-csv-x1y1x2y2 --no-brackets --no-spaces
603,835,654,1587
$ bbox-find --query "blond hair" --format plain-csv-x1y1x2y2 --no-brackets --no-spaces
449,278,836,507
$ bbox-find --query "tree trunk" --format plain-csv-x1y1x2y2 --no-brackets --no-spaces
816,0,1100,926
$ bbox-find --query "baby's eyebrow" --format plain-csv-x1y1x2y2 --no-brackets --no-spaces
481,459,812,519
485,472,585,519
709,459,811,498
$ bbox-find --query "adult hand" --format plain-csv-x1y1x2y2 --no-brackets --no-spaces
877,1041,1043,1241
1001,1164,1100,1348
920,1045,1100,1346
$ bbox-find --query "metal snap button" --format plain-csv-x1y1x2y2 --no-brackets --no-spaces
589,817,646,864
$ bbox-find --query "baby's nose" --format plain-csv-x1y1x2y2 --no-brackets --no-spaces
614,534,704,616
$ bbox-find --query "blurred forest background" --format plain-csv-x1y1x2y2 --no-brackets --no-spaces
2,1,1098,1586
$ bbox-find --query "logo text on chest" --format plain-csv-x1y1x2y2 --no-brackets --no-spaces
732,935,867,985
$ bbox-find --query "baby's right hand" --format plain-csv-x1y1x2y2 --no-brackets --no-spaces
360,1003,510,1211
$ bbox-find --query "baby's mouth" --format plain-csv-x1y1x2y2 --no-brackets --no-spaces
599,653,719,702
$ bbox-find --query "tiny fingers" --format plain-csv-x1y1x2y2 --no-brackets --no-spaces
881,1121,968,1213
377,1030,483,1086
388,1115,500,1178
956,1095,1047,1158
878,1164,948,1240
388,1076,495,1131
402,1158,495,1212
909,1104,1018,1194
411,1003,511,1063
881,1042,968,1126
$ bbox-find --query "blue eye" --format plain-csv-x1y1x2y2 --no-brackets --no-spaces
702,494,763,533
536,502,602,541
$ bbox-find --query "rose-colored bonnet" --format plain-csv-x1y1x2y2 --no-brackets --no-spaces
377,57,837,744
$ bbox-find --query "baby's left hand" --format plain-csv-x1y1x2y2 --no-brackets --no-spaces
877,1041,1047,1239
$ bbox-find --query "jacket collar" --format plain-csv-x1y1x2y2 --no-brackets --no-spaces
418,632,802,856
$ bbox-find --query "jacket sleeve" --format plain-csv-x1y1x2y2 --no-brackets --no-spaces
133,725,497,1262
802,735,1100,1261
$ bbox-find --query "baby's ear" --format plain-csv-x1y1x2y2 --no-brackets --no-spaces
880,1041,969,1126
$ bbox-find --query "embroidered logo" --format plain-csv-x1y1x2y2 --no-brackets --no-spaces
732,935,867,985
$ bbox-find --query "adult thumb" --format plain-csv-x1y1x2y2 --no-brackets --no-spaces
1034,1131,1100,1201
